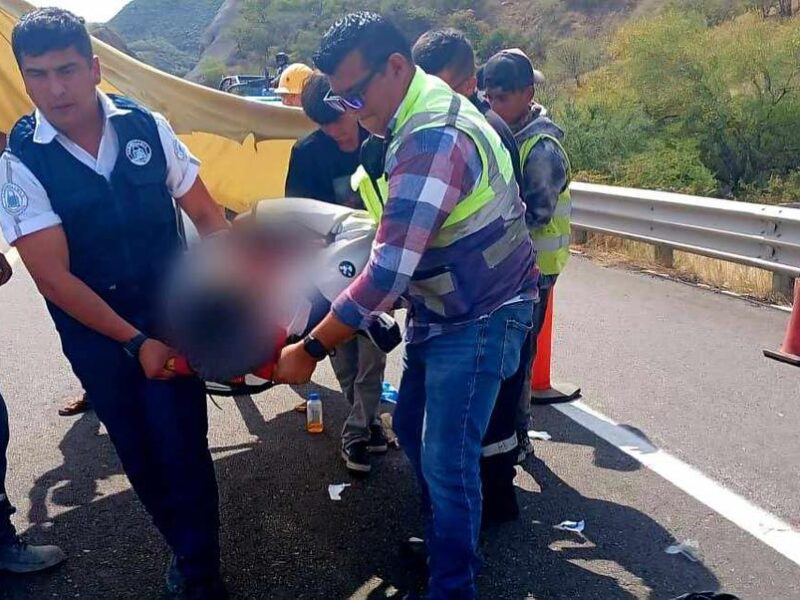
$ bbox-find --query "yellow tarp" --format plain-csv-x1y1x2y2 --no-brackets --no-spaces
0,0,315,212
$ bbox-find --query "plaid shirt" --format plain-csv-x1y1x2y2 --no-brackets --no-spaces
332,125,533,342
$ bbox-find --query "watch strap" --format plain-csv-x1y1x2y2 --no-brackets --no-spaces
123,332,148,358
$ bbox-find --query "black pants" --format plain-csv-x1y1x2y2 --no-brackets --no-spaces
60,321,221,582
0,391,16,544
480,324,537,525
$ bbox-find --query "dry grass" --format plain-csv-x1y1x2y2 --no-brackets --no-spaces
576,234,788,304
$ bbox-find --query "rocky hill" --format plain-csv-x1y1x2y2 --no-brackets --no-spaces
103,0,653,81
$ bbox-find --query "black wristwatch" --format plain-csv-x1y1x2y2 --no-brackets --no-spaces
302,334,334,361
123,332,148,359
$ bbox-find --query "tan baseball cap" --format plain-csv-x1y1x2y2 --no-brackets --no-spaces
275,63,314,95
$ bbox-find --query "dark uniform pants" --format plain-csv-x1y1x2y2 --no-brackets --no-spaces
61,322,220,581
480,327,536,524
0,391,16,544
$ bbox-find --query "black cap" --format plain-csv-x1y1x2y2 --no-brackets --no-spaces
483,49,544,92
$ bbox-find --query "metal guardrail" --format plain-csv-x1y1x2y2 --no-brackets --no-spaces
570,182,800,294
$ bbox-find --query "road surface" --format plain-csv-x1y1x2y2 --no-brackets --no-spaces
0,252,798,599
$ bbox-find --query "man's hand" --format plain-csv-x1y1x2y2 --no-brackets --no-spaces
139,338,177,380
273,341,318,385
0,253,12,287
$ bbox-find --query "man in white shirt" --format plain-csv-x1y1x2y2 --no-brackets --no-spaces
1,9,228,599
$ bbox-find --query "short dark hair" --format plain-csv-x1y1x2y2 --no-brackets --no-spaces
412,28,475,80
314,12,412,75
12,8,92,67
301,73,342,126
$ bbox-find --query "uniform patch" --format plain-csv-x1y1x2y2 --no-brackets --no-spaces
126,139,152,166
174,139,189,162
338,261,357,278
1,182,29,216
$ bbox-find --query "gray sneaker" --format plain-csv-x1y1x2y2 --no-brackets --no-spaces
0,537,66,573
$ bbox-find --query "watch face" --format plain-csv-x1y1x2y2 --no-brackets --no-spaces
303,336,327,360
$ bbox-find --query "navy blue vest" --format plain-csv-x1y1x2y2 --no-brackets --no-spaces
9,95,181,339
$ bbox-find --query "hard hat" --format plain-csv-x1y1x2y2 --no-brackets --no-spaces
275,63,313,96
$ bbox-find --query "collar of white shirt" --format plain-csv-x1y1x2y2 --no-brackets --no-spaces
32,91,131,145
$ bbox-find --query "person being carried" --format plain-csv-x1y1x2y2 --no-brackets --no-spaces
0,10,229,599
285,73,389,476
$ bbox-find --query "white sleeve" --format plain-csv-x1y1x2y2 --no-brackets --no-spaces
153,113,201,199
0,151,62,245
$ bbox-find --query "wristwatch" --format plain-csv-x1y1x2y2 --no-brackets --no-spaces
123,332,148,359
302,334,334,361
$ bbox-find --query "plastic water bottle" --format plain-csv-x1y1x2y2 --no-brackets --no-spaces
306,392,324,433
381,382,399,404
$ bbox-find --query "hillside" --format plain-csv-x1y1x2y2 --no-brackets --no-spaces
104,0,655,83
107,0,226,76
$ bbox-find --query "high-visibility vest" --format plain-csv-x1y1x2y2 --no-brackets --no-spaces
518,133,572,276
351,67,517,229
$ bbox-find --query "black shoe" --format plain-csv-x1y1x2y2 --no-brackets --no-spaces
516,430,534,464
399,536,428,578
179,577,227,600
166,556,226,600
342,441,371,475
366,423,389,454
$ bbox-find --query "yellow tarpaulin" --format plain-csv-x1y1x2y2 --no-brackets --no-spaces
0,0,315,213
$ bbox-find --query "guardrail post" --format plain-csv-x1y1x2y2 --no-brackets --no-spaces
772,273,796,300
655,244,674,268
571,228,589,245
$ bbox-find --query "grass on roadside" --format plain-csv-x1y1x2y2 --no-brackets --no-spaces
575,233,789,305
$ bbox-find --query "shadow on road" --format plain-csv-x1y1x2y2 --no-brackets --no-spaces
1,396,719,599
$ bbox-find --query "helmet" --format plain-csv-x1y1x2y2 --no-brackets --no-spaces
274,63,313,96
276,52,289,65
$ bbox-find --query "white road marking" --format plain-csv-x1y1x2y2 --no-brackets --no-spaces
555,400,800,567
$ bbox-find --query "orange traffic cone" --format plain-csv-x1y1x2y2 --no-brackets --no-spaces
531,287,581,404
764,279,800,367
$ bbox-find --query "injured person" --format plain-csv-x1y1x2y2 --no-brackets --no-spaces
162,197,401,394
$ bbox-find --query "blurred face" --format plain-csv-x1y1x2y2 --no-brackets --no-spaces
327,50,413,136
436,68,477,99
321,111,361,153
280,93,302,107
19,47,101,134
486,86,534,127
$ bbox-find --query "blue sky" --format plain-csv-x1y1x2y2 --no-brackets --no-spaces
30,0,133,23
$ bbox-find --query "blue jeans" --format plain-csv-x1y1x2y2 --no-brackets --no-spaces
394,301,534,600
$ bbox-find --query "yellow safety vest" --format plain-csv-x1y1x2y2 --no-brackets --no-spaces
351,68,516,229
518,133,572,276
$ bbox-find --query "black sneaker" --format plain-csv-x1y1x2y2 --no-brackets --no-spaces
342,441,371,475
366,423,389,454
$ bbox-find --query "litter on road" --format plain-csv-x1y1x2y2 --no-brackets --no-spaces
328,483,351,501
554,519,585,533
665,539,701,562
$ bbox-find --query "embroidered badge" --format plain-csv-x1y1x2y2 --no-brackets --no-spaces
174,139,189,162
126,139,152,166
1,183,28,216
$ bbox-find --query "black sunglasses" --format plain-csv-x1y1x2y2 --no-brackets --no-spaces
324,61,387,112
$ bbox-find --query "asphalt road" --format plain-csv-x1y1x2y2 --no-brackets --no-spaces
0,253,798,599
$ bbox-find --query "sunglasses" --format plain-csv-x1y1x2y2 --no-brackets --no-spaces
324,62,386,112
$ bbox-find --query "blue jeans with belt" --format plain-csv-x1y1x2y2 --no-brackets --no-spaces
394,301,534,600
